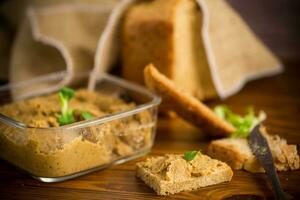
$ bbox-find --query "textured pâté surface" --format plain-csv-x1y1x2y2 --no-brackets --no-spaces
136,154,233,195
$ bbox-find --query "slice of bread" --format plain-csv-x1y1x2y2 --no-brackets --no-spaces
144,64,235,136
136,153,233,195
207,126,300,173
122,0,216,100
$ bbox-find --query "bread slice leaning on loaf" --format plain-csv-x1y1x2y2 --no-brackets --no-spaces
207,126,300,173
122,0,216,100
144,64,235,137
136,153,233,195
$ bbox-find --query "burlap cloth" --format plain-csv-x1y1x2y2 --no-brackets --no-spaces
0,0,282,99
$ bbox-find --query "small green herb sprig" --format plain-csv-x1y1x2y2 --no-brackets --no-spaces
57,87,95,126
214,105,266,138
58,87,75,126
183,150,201,161
80,111,94,120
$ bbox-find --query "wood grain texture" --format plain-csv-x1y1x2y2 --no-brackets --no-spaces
0,61,299,199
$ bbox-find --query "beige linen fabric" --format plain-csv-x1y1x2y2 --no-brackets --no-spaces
196,0,282,98
6,0,282,99
9,1,117,98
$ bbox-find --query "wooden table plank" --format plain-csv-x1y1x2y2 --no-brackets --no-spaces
0,61,300,199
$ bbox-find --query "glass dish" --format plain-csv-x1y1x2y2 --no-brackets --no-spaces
0,71,161,182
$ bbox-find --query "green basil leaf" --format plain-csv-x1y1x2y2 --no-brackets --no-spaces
81,111,94,120
57,87,76,126
58,111,75,126
214,105,228,119
184,150,200,161
59,87,75,101
214,105,266,138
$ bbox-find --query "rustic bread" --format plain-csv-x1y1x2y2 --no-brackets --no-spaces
121,0,216,100
136,153,233,195
144,64,235,136
207,126,300,173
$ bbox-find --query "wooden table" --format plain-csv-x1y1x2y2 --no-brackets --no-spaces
0,60,299,199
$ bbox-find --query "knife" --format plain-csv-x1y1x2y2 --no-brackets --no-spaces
248,124,286,200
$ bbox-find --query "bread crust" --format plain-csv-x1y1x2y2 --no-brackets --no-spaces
207,126,300,173
121,0,182,85
207,139,246,170
144,64,235,136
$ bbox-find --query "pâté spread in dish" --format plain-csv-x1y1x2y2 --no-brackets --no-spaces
0,88,154,177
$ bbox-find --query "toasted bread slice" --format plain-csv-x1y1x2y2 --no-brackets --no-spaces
136,153,233,195
144,64,235,136
207,126,300,173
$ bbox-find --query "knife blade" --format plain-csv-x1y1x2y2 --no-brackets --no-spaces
248,124,286,200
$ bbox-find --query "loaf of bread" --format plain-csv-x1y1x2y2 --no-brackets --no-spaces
121,0,282,100
136,153,233,195
122,0,216,100
207,127,300,173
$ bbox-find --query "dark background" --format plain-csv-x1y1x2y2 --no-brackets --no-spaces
228,0,300,61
